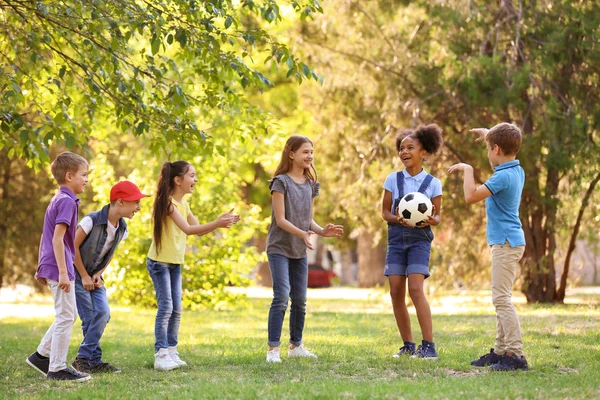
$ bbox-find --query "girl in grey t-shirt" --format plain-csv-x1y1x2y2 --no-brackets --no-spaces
265,135,344,363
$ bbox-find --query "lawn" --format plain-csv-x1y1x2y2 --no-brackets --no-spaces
1,288,599,399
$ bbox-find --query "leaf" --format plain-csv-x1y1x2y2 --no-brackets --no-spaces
151,36,160,55
225,16,233,29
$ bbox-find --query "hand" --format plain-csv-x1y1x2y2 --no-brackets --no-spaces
302,231,315,250
36,276,48,286
58,272,71,293
322,223,344,238
469,128,489,142
447,163,473,174
92,273,103,288
217,208,237,228
417,206,439,227
82,274,95,291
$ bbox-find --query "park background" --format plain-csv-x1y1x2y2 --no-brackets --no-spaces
1,0,599,398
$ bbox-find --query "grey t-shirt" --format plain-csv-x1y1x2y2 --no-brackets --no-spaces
266,174,320,259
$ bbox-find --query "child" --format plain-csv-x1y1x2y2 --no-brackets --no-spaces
448,123,528,371
265,135,344,363
381,124,443,359
26,151,91,381
72,181,149,374
147,161,240,370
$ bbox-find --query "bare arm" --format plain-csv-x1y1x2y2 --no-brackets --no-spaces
381,190,400,223
169,206,237,236
52,224,71,292
447,163,492,204
73,226,95,291
310,199,344,237
272,191,314,250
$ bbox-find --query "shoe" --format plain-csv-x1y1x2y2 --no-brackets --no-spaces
72,358,94,374
168,346,187,367
26,352,49,376
393,341,416,358
489,353,529,371
266,348,282,363
288,345,317,359
471,348,502,367
92,362,121,373
154,348,179,371
412,340,438,359
47,368,91,382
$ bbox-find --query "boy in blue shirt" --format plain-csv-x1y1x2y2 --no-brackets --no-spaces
448,123,528,371
72,181,148,374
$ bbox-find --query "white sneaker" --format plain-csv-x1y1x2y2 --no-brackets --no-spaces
266,348,282,363
168,346,188,367
154,348,179,370
288,345,317,359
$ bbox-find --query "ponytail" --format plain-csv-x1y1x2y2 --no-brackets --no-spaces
152,161,191,253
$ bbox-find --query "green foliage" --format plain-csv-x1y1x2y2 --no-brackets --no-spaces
0,0,322,168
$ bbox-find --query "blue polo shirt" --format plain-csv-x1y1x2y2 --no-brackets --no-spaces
484,160,526,247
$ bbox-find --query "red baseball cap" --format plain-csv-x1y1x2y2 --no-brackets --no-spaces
110,181,149,202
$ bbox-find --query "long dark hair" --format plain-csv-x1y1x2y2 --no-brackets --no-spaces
152,161,191,253
272,135,318,184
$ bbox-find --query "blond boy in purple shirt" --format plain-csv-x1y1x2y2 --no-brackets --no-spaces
26,152,92,382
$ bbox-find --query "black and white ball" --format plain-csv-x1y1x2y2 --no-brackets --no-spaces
396,192,433,227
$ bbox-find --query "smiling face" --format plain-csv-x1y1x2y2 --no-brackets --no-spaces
120,199,141,219
290,142,314,171
67,164,89,195
399,136,428,169
175,165,198,194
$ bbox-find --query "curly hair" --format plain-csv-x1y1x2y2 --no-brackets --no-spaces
395,124,444,154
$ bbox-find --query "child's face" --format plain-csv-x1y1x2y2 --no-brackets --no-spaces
120,200,141,219
399,137,427,169
486,142,500,167
67,165,89,194
177,166,198,194
290,142,314,170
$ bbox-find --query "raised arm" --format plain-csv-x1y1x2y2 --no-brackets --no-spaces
170,206,237,236
447,163,492,204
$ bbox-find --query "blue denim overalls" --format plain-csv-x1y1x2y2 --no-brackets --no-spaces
385,172,435,277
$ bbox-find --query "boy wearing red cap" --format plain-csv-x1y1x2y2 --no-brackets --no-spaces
72,181,149,373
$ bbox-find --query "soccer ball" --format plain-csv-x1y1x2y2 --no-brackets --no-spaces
396,192,433,227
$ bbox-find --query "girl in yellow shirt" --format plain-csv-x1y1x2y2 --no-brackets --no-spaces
147,161,239,370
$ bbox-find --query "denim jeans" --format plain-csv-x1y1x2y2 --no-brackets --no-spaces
147,258,182,353
75,275,110,365
267,254,308,347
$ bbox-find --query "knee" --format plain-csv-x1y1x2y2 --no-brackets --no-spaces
157,302,174,317
389,288,404,304
492,295,510,309
272,293,289,310
408,285,424,300
290,295,306,309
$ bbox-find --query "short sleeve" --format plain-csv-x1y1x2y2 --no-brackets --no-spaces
55,197,77,226
78,216,94,234
430,177,442,198
312,182,320,198
269,176,287,194
382,173,395,193
485,171,508,195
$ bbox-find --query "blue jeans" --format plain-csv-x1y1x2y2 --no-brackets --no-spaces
267,254,308,347
75,275,110,365
147,258,182,353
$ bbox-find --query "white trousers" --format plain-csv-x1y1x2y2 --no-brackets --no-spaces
36,280,77,372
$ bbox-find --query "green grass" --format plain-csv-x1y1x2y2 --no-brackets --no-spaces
1,290,600,399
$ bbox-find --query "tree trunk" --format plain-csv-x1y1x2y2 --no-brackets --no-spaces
0,153,12,289
356,230,386,287
340,248,356,285
557,172,600,300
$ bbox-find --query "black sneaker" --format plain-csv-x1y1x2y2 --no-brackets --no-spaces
92,362,121,373
392,341,416,358
471,348,502,367
47,368,91,381
412,340,438,359
489,354,529,371
26,352,49,376
72,358,94,374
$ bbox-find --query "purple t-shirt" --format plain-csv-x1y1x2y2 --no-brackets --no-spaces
36,187,80,281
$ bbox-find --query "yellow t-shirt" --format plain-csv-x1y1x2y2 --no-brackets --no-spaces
147,197,190,264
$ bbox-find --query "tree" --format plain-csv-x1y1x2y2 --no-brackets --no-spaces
294,0,600,301
0,0,322,167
